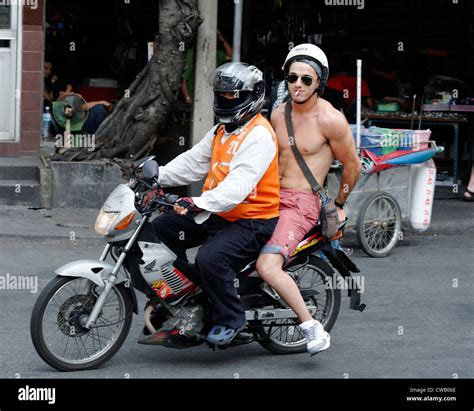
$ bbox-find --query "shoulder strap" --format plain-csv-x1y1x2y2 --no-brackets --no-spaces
284,101,323,194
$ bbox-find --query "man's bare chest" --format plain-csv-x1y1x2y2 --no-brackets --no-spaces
276,121,328,157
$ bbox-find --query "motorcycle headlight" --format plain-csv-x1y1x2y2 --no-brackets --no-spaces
94,210,119,235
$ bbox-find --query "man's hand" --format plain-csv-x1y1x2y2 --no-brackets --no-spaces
101,101,112,110
173,197,203,216
336,206,346,223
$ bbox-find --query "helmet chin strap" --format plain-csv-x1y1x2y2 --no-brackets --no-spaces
224,123,240,133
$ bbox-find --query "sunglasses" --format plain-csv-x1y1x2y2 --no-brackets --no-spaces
287,74,314,87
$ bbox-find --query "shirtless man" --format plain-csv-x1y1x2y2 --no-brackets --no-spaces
256,44,361,355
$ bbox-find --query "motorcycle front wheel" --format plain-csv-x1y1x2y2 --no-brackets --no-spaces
256,256,341,355
30,276,133,371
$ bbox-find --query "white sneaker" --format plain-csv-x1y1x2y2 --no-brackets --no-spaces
299,320,331,356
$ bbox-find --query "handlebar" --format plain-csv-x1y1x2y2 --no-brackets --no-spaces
154,194,180,208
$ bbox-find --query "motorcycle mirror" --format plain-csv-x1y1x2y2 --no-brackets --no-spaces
133,155,156,170
142,159,159,183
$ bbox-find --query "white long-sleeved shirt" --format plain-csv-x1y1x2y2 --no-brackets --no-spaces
158,123,277,214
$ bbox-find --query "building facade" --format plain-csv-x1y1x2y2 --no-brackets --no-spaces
0,1,44,157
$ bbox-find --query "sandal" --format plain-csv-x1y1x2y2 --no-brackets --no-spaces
207,324,246,345
462,188,474,202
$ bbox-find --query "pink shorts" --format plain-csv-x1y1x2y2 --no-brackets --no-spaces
260,188,321,261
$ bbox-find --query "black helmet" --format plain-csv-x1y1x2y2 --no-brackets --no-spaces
210,62,265,126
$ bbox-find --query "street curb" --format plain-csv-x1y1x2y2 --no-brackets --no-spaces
0,234,104,243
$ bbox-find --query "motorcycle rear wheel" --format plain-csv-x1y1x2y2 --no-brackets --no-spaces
30,276,133,371
256,256,341,355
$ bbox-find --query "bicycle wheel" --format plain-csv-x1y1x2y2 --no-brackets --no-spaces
357,191,402,258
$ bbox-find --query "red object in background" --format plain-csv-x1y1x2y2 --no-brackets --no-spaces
328,74,371,108
76,85,120,103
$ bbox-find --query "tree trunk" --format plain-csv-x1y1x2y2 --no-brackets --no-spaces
54,0,202,161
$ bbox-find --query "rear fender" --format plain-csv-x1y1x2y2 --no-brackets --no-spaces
319,244,359,278
318,245,366,312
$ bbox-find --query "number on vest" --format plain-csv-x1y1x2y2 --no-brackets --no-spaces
227,140,240,155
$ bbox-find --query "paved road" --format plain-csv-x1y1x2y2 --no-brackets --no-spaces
0,233,472,379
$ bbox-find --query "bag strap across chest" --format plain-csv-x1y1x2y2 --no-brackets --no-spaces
284,101,323,195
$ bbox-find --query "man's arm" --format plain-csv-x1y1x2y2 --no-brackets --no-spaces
84,101,111,111
217,30,233,59
325,110,361,206
158,126,216,187
181,79,192,103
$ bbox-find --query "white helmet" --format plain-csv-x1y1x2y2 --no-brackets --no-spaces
282,43,329,95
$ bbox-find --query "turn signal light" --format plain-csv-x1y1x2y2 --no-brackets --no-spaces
115,212,135,231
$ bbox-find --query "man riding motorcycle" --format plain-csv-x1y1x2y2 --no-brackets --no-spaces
152,62,280,345
257,44,362,355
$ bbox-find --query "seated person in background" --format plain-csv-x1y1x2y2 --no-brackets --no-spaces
43,60,59,109
51,81,111,135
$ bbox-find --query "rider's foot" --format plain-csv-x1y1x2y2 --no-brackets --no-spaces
207,324,246,345
299,319,331,356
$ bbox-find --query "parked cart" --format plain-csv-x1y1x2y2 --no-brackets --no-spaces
327,60,444,257
328,127,443,258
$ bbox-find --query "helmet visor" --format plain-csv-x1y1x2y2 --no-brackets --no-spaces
215,91,250,109
210,62,263,92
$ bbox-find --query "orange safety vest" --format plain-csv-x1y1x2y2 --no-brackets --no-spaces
202,114,280,222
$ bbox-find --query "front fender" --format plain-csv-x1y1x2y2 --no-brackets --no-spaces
55,260,139,314
55,260,114,287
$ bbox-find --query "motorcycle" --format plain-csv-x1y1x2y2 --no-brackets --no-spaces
30,156,365,371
